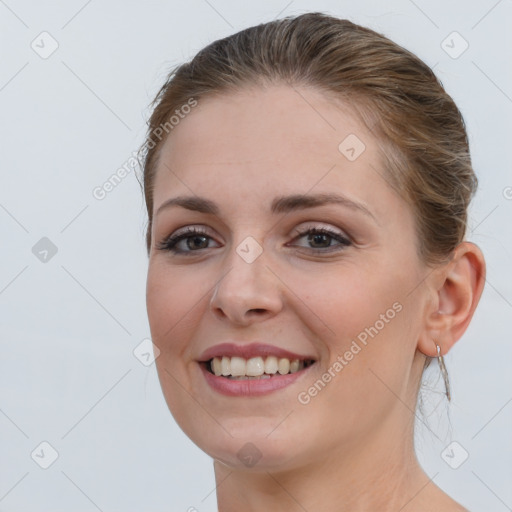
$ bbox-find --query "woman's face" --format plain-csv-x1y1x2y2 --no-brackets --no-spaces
146,85,432,470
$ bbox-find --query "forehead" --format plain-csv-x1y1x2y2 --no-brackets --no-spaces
158,84,372,166
152,85,400,219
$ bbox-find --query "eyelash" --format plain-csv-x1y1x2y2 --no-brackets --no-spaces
155,226,352,255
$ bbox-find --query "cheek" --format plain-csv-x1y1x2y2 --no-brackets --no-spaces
146,263,206,423
293,281,412,445
302,263,405,347
298,262,416,401
146,261,201,356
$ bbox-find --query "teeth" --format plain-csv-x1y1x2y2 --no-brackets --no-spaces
212,357,222,376
246,357,265,376
264,356,278,374
230,356,246,377
221,356,231,376
278,358,290,375
209,355,309,377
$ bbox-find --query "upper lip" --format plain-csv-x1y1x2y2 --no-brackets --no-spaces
198,342,316,362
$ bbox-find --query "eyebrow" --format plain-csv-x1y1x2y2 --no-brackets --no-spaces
155,193,376,221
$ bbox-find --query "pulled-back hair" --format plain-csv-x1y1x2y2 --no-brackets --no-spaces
139,12,478,394
140,11,476,268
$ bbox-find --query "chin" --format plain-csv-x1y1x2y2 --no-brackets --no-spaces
211,437,306,472
183,416,307,471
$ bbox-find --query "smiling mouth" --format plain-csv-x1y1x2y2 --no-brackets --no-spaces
204,355,316,380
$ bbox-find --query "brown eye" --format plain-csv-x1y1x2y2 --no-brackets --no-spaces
156,227,219,254
291,227,351,252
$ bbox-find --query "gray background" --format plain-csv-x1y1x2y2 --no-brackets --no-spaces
1,1,511,510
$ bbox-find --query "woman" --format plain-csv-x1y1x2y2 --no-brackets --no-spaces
140,12,485,511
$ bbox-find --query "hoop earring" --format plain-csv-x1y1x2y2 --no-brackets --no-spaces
436,343,451,402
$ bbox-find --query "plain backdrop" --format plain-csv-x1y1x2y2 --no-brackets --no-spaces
1,1,511,511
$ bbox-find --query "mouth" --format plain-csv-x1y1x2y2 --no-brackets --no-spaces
203,355,316,380
197,343,317,396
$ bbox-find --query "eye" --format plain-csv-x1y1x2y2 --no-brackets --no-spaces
156,225,351,255
156,226,220,254
289,226,352,253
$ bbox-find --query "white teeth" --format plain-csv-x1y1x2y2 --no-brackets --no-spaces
290,359,300,373
212,357,222,376
246,357,265,376
230,356,246,377
221,356,231,376
264,356,278,374
277,358,290,375
209,355,311,377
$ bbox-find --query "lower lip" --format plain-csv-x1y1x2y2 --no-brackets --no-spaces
199,363,314,397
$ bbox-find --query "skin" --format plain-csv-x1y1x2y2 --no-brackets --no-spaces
146,84,486,511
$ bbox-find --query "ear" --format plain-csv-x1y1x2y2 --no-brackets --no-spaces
417,242,486,357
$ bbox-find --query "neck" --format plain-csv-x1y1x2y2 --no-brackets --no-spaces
213,412,437,512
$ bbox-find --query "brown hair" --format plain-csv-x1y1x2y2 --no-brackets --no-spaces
140,12,475,263
139,12,478,397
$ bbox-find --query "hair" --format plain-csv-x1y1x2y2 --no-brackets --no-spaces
139,11,478,399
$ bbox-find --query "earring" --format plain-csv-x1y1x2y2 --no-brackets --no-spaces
436,343,451,402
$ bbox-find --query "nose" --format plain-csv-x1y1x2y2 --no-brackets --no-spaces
209,240,284,326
